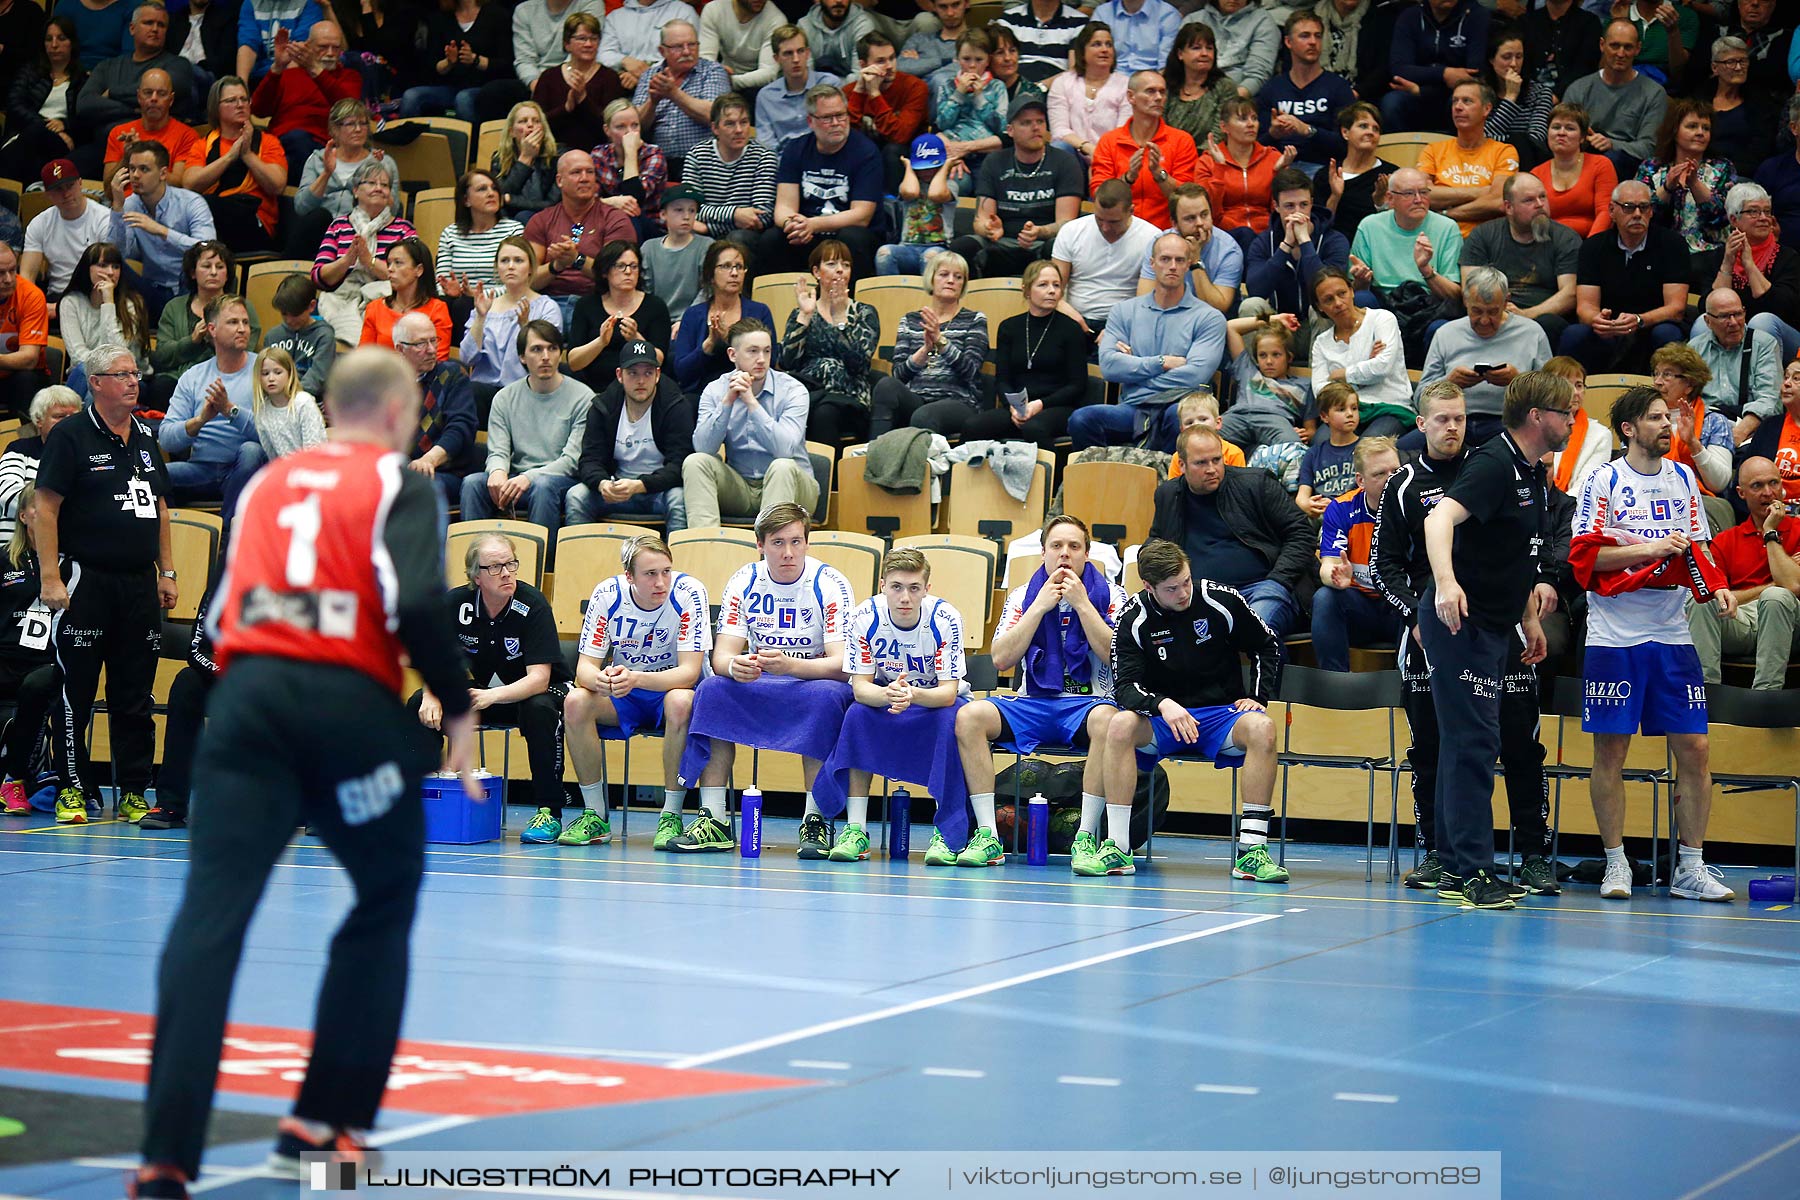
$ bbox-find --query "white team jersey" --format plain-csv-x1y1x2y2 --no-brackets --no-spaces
717,557,854,660
578,571,712,672
995,578,1129,698
1574,457,1712,648
847,595,969,693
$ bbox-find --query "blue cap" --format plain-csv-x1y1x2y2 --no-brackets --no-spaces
907,134,946,171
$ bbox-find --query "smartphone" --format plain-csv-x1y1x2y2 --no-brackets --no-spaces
1471,364,1495,375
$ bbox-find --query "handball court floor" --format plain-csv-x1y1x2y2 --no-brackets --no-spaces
2,805,1799,1200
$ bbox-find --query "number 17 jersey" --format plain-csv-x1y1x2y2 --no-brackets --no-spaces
579,572,712,672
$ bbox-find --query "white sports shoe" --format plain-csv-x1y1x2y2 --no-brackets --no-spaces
1600,856,1633,899
1671,861,1735,902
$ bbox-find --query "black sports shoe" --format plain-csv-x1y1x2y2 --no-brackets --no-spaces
1436,871,1465,902
1459,869,1517,910
1404,850,1443,889
1518,855,1560,895
138,807,186,830
796,813,833,859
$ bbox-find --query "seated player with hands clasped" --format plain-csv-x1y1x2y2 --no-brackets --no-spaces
1103,539,1287,883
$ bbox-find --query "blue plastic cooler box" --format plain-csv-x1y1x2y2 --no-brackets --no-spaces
422,772,503,844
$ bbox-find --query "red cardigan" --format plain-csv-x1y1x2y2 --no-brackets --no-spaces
251,63,363,142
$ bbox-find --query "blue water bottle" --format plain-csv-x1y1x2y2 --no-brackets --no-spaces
1747,874,1795,902
888,787,912,860
740,788,762,859
1027,793,1049,865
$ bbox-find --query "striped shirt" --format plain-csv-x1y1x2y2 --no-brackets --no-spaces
993,2,1090,84
311,217,421,286
435,218,526,290
685,137,778,237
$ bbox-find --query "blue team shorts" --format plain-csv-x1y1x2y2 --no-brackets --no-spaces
1139,704,1252,767
1581,643,1708,736
603,687,669,738
989,695,1115,752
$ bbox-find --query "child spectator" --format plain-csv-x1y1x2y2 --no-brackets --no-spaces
640,182,713,319
251,345,327,459
1221,313,1315,454
876,134,953,276
1295,380,1360,516
1166,389,1244,479
260,274,337,399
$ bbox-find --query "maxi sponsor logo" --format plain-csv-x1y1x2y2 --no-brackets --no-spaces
0,999,805,1115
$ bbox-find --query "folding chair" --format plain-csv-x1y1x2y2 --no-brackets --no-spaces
1544,675,1669,886
1276,666,1401,882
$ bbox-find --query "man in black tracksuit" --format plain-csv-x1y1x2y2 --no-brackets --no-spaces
1104,538,1290,883
1416,371,1570,911
1372,382,1558,896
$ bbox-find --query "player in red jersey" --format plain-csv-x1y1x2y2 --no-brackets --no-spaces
132,348,481,1200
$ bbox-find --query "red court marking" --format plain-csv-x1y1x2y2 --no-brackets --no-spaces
0,999,807,1115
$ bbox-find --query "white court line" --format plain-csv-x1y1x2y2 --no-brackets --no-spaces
1676,1129,1800,1200
922,1067,986,1079
0,1019,121,1036
429,1037,681,1062
787,1059,851,1071
1058,1076,1121,1088
1194,1084,1260,1096
1333,1092,1399,1104
367,1114,478,1146
667,913,1280,1070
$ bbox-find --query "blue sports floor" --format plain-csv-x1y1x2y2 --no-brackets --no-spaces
2,805,1798,1200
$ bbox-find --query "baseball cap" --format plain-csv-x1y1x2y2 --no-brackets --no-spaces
907,134,946,171
618,340,659,369
663,182,704,209
1006,94,1048,124
40,159,80,188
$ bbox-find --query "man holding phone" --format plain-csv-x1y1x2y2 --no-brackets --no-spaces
1413,265,1551,448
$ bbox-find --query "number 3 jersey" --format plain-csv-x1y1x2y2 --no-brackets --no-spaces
717,557,854,659
846,595,968,692
579,571,712,672
1574,457,1712,649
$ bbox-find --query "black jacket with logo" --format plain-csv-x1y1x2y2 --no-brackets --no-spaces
1112,581,1281,713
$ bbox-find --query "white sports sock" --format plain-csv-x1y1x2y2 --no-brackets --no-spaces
1080,791,1105,835
803,791,821,818
1678,843,1703,869
1105,803,1131,847
699,786,728,821
662,788,685,816
578,781,607,818
1604,843,1628,866
848,795,869,827
970,791,997,832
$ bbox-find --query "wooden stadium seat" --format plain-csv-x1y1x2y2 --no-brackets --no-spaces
1122,558,1141,593
752,271,807,339
895,534,997,649
44,336,66,383
854,276,926,353
944,447,1051,545
967,1,1005,27
959,284,1025,332
394,116,472,172
19,189,51,230
245,260,313,349
445,518,548,588
836,452,931,540
1374,132,1438,170
806,529,885,599
668,526,759,602
382,130,459,192
551,523,656,637
475,119,508,174
1581,373,1650,432
411,187,457,262
166,510,223,618
1061,459,1159,548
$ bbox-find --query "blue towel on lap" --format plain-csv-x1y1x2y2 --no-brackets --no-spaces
678,675,854,786
814,698,971,849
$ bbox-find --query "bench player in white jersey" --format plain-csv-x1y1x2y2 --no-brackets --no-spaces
674,502,857,856
1573,387,1737,902
953,514,1129,870
561,535,712,849
815,548,971,863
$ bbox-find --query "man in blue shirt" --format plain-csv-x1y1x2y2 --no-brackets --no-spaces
756,26,841,155
1081,231,1229,452
1135,183,1242,314
681,319,817,528
757,84,884,280
108,140,216,315
1088,0,1180,73
157,295,265,519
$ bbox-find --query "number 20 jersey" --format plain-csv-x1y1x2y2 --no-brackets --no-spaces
579,571,712,672
1574,457,1712,649
717,558,854,659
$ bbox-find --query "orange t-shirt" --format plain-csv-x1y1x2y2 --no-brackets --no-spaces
104,119,204,184
1418,136,1519,235
359,297,452,361
1168,436,1245,478
0,277,49,377
200,128,289,237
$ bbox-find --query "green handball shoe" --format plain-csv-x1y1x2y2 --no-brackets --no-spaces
669,813,735,852
922,831,957,866
1096,838,1135,875
55,787,86,825
828,823,871,861
1071,831,1109,876
1232,844,1289,883
955,827,1004,867
556,809,611,846
653,812,683,850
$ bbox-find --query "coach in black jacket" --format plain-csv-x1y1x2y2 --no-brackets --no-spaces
1148,426,1316,639
566,341,694,529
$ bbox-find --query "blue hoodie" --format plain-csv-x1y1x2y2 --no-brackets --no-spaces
1243,207,1350,318
1392,0,1489,90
